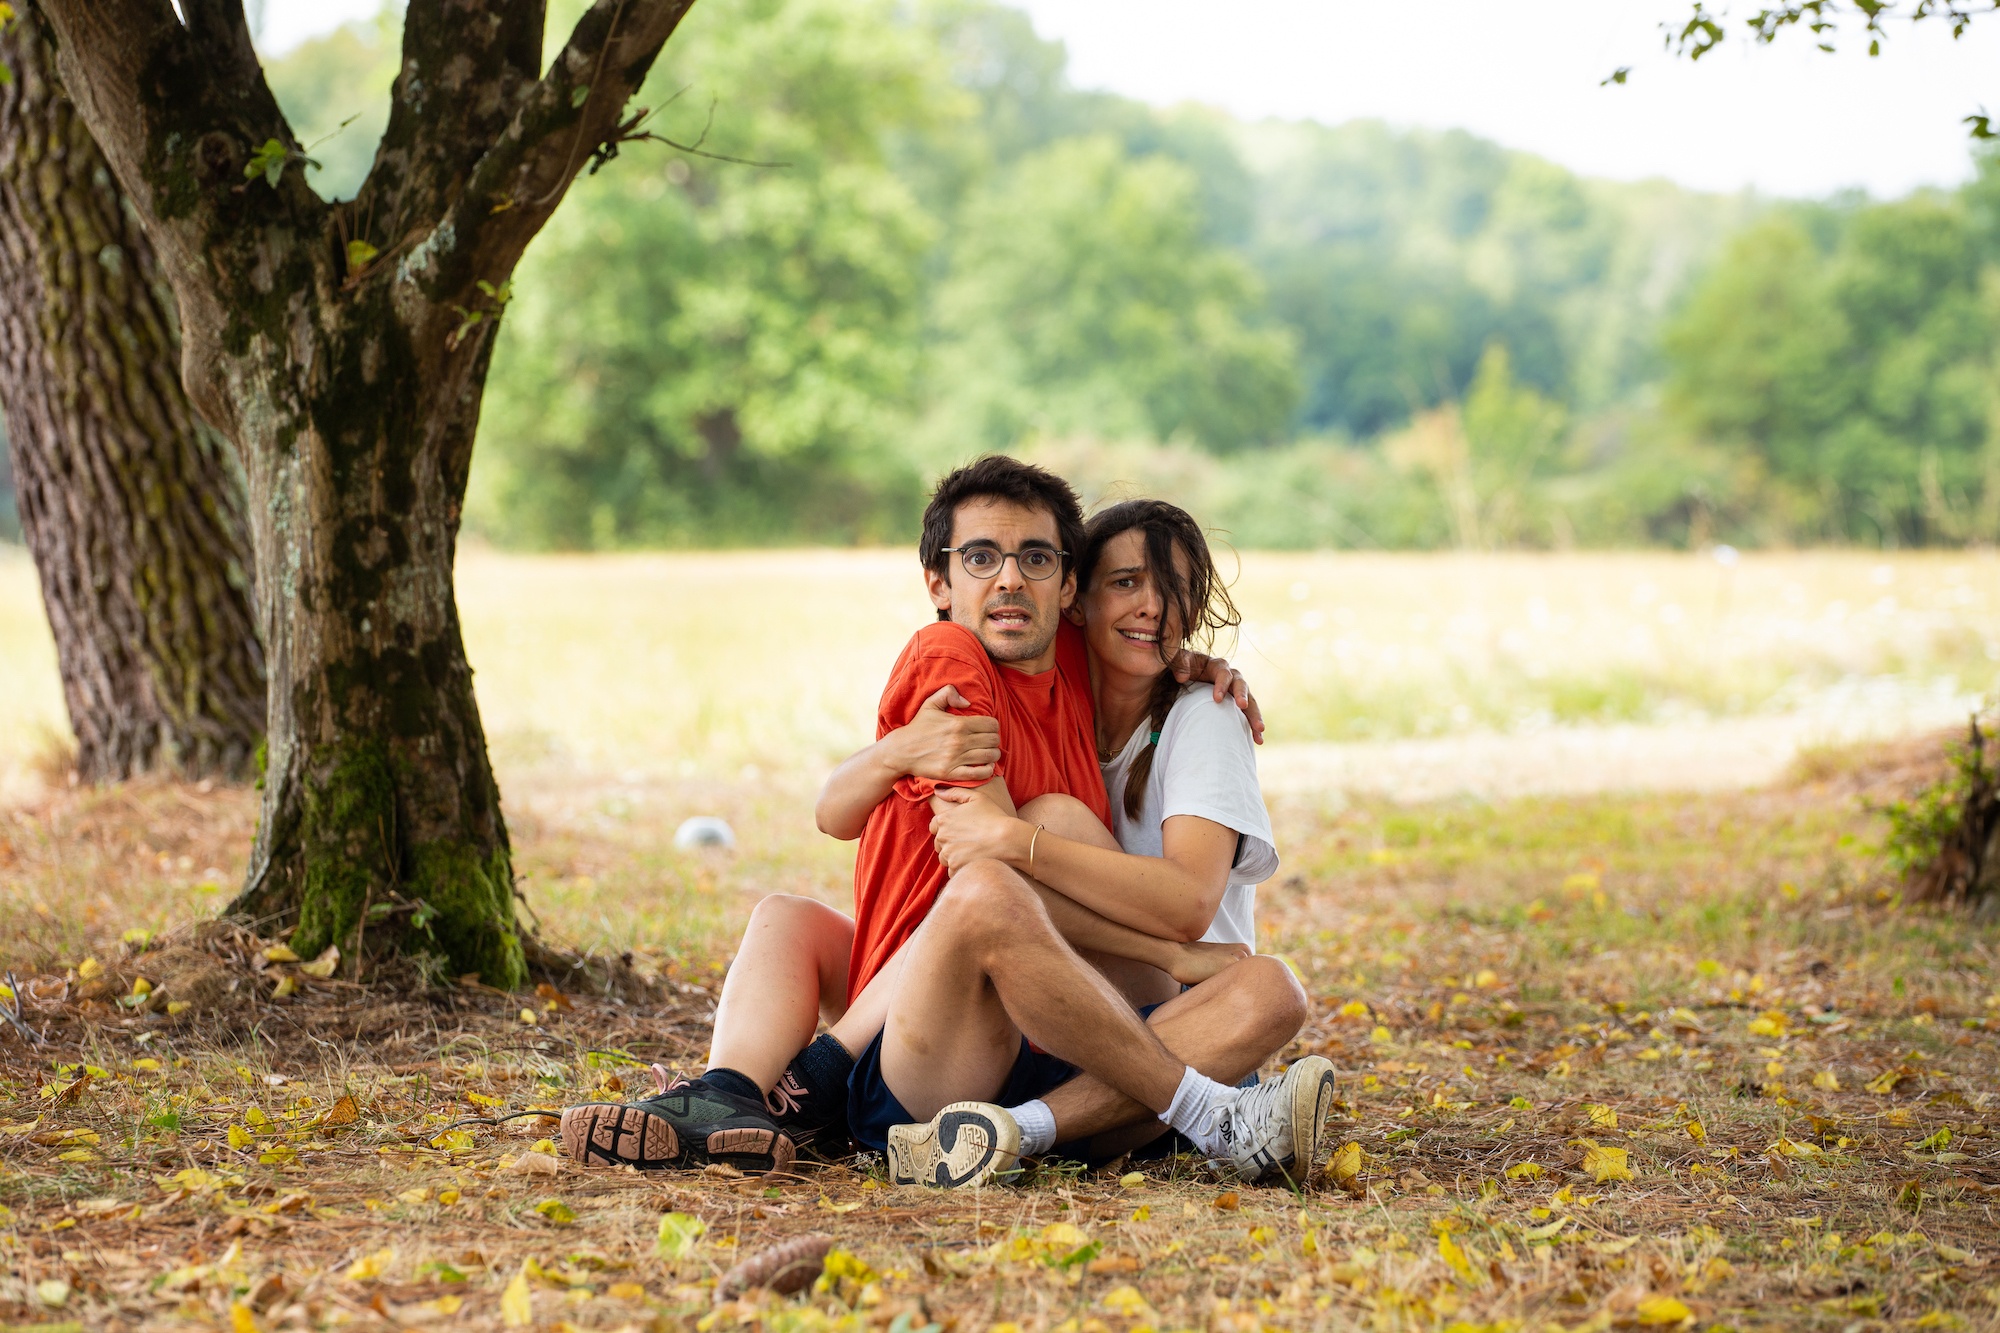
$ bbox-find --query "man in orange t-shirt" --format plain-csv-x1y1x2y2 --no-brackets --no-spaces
840,612,1105,1002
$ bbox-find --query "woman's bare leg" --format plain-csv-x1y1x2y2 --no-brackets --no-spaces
705,894,854,1090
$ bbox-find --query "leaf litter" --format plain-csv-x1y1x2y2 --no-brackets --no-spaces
0,743,1991,1328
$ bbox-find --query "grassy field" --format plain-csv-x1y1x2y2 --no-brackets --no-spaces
4,546,1998,785
0,547,1995,1330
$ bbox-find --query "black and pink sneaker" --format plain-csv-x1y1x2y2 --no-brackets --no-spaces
562,1069,794,1175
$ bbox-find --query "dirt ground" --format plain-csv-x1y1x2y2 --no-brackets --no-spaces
0,734,1994,1332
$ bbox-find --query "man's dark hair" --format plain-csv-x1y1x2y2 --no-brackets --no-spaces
919,456,1086,585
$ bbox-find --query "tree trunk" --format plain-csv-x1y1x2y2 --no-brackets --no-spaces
222,281,527,986
0,5,263,781
36,0,694,987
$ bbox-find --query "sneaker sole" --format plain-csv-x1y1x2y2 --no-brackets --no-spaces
885,1102,1022,1188
561,1104,796,1175
1278,1055,1337,1185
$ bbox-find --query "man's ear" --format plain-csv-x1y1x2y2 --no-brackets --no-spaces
1058,571,1077,613
925,566,953,618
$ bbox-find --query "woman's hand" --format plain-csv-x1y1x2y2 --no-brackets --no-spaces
1172,653,1265,745
885,686,1001,782
928,787,1031,874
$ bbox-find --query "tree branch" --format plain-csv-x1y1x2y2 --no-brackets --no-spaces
352,0,548,251
409,0,697,310
37,0,309,233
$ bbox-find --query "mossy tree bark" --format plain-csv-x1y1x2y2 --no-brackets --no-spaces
34,0,698,987
0,4,263,781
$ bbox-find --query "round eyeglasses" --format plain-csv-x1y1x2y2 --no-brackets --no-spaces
942,545,1068,581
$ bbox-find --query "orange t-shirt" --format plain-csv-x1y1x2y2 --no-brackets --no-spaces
846,618,1108,1001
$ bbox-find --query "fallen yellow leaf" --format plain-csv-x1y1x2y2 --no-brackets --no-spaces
1582,1143,1633,1183
607,1282,647,1301
501,1264,533,1327
345,1248,392,1282
262,945,300,963
317,1094,360,1128
1685,1121,1707,1145
299,947,340,979
1329,1140,1362,1188
1585,1103,1618,1129
230,1300,259,1333
271,975,297,999
1118,1171,1144,1188
76,958,103,980
227,1124,251,1150
656,1211,705,1258
1438,1231,1480,1283
1636,1294,1693,1325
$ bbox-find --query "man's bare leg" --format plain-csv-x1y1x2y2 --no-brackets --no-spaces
1038,954,1307,1157
878,859,1190,1121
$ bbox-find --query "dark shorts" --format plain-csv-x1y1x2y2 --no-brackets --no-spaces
847,1001,1174,1152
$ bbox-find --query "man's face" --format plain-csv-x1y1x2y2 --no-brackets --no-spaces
926,497,1076,671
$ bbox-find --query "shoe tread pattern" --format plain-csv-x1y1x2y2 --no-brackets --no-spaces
562,1103,681,1171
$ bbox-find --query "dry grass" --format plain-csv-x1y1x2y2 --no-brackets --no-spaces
0,737,1994,1330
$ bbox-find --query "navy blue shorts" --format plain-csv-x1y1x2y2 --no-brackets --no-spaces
847,1002,1173,1152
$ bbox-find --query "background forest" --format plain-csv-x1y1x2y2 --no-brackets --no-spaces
8,0,2000,552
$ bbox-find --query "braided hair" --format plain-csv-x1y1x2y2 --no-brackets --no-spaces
1076,500,1241,820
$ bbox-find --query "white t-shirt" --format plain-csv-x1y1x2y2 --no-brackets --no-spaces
1100,683,1278,949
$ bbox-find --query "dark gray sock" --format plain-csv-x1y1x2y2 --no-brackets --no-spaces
769,1033,855,1130
701,1066,763,1103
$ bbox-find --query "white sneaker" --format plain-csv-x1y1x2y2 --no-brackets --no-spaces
885,1102,1024,1188
1203,1056,1336,1183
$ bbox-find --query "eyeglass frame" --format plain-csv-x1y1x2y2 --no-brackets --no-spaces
940,542,1071,581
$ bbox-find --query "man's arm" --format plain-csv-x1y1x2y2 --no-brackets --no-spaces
814,686,1001,839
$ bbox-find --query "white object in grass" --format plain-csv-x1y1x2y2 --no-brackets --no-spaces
673,816,735,851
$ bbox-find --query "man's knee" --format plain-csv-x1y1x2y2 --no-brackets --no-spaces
1018,793,1116,851
932,860,1043,941
1240,954,1309,1043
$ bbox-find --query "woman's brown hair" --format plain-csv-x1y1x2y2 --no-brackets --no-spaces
1076,500,1241,820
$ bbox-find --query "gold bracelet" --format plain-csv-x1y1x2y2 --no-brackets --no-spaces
1027,823,1046,881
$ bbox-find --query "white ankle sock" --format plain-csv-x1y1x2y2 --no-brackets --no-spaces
1007,1099,1057,1156
1160,1067,1235,1156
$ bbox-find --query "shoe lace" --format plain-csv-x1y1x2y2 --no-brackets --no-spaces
1223,1082,1289,1159
651,1064,689,1096
765,1071,808,1117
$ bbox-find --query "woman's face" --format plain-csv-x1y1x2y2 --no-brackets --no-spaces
1079,528,1189,683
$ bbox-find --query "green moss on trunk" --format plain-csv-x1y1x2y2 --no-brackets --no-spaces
285,738,525,986
290,739,396,962
410,842,526,989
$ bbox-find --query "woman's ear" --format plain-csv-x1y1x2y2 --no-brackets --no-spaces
1063,602,1086,626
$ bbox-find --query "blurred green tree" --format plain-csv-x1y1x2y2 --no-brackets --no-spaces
1664,188,2000,543
924,134,1298,456
471,0,944,548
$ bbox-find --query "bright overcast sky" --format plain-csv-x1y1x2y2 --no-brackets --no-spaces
256,0,2000,199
